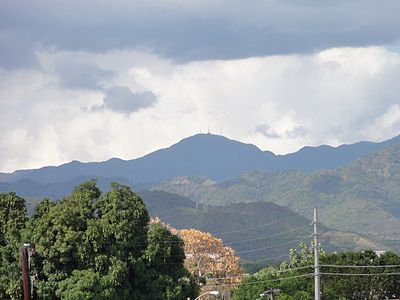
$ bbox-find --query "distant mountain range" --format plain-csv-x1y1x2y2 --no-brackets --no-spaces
2,133,400,264
1,133,400,199
154,142,400,252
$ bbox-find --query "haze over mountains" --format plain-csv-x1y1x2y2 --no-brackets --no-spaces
1,133,400,198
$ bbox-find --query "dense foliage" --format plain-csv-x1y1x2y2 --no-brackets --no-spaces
150,218,244,298
0,192,27,299
233,243,400,300
0,181,198,300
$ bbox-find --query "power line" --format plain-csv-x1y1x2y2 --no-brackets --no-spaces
204,271,400,289
80,226,305,247
206,265,314,281
320,264,400,269
206,273,314,288
320,272,400,276
212,221,275,236
204,265,400,283
240,253,291,264
236,238,305,254
226,228,306,246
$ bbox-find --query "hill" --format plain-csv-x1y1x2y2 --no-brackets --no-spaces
139,190,387,267
153,142,400,251
1,134,399,192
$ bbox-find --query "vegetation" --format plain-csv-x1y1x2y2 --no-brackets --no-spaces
178,228,243,297
0,181,199,300
233,243,400,299
141,191,384,265
0,192,27,299
154,143,400,249
151,218,244,297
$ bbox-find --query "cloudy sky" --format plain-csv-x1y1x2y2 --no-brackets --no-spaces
1,0,400,172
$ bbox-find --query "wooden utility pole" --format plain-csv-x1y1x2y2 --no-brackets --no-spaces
21,244,31,300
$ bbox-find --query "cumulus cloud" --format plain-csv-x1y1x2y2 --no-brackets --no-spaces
1,46,400,172
1,0,400,69
93,86,157,114
362,104,400,141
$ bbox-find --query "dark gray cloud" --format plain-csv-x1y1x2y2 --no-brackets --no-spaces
256,124,307,139
0,30,39,69
93,86,157,114
255,124,281,139
1,0,400,69
54,60,114,90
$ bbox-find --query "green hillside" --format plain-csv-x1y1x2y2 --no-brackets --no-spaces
139,191,387,270
153,143,400,250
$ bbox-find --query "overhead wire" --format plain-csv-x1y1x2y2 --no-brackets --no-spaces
206,265,314,281
320,264,400,269
240,253,290,264
236,238,305,254
320,272,400,276
226,227,307,246
199,266,400,287
211,221,276,236
206,273,314,288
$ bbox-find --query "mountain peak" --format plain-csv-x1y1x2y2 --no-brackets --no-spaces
2,133,400,189
171,133,263,153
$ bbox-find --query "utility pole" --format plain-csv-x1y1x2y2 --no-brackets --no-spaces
21,243,31,300
313,208,321,300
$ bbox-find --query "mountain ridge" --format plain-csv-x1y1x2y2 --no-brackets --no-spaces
153,142,400,249
1,133,400,188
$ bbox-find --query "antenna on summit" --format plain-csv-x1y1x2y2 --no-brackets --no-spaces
207,126,210,134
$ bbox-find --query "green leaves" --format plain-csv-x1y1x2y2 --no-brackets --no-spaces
0,181,198,299
0,192,27,244
0,192,28,299
233,244,400,300
142,223,198,300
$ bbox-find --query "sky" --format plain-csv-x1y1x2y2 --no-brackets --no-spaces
1,0,400,172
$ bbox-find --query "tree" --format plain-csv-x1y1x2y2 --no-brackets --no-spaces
233,243,400,300
24,181,198,299
177,229,244,297
0,192,27,243
143,223,199,299
0,192,28,299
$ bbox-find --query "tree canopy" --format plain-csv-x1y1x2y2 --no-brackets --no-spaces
233,243,400,300
0,192,28,299
0,181,199,300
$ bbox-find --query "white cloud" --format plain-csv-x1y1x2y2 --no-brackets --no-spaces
362,104,400,141
1,46,400,172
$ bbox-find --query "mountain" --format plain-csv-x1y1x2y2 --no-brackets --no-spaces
277,135,400,171
1,133,400,195
139,190,386,267
153,142,400,251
